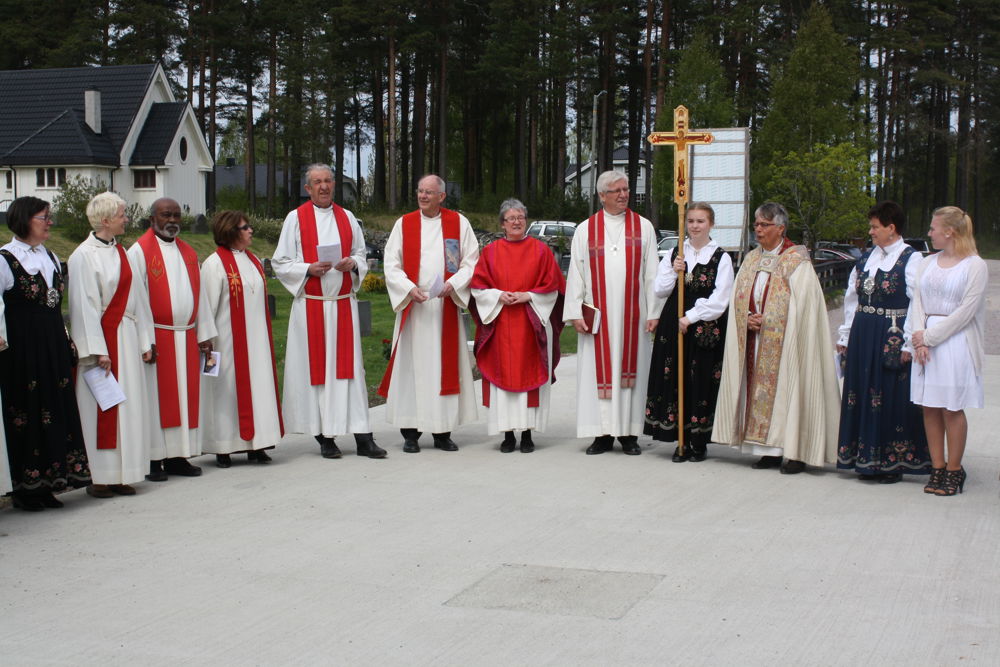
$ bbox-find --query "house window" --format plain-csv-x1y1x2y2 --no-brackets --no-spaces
133,170,156,189
34,168,66,188
633,192,646,208
179,137,188,162
4,171,11,190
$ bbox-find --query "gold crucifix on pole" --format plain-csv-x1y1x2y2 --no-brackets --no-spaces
647,105,714,456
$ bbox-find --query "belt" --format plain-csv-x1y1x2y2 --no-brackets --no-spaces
154,322,195,331
857,305,907,317
304,293,353,301
123,311,136,322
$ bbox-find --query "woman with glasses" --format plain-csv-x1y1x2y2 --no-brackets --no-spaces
0,197,91,510
471,199,565,453
200,211,283,467
908,207,988,496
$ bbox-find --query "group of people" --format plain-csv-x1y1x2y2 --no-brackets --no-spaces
0,166,988,511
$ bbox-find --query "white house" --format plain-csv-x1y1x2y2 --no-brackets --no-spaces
0,63,213,215
564,146,651,208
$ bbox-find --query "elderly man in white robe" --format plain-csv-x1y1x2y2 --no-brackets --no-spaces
273,164,385,459
69,192,155,497
565,170,664,455
128,198,216,481
711,202,841,473
379,174,479,453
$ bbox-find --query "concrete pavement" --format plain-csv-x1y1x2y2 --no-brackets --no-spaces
2,264,999,666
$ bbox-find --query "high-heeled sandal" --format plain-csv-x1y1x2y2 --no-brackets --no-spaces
934,468,966,496
924,467,946,494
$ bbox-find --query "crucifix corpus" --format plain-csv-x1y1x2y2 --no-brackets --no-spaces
646,105,714,455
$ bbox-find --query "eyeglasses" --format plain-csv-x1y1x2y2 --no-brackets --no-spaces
753,221,778,229
604,187,629,195
416,189,441,196
32,215,53,223
237,224,252,231
503,215,527,223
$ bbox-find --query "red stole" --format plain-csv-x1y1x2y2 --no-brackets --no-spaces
587,209,641,399
470,237,565,408
137,229,201,429
96,242,132,449
214,247,285,441
297,202,355,384
378,208,462,397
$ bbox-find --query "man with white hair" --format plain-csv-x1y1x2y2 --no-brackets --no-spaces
564,170,664,455
69,192,155,496
129,197,216,481
711,202,840,473
379,174,479,453
273,163,385,459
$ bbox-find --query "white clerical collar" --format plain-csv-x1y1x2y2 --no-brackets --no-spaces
761,243,782,255
421,210,442,219
602,209,625,218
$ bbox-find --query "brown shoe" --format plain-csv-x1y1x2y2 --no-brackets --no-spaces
109,484,137,496
86,484,114,498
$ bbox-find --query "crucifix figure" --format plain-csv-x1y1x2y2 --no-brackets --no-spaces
646,105,714,455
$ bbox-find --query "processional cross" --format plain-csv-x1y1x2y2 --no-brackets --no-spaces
647,105,714,455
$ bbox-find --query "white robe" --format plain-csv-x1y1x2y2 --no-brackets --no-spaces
383,211,479,432
472,289,558,434
711,246,841,465
68,235,154,485
201,250,283,453
564,211,664,437
0,386,10,494
128,236,215,460
273,204,371,436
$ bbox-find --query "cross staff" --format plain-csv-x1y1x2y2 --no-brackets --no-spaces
647,105,713,456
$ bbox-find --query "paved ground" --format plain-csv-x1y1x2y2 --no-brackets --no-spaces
2,262,999,666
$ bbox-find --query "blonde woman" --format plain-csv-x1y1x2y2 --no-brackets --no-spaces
908,207,988,496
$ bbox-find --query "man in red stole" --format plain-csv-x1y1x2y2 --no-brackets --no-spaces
711,202,840,473
564,170,664,455
128,198,217,481
272,164,385,459
380,174,479,453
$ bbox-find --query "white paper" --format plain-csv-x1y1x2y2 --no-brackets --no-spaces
427,273,446,299
202,350,221,377
83,365,127,412
316,243,342,265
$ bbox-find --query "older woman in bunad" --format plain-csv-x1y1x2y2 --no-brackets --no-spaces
68,192,155,498
907,206,988,496
200,211,284,467
644,202,733,462
836,201,929,484
471,199,566,453
1,196,90,510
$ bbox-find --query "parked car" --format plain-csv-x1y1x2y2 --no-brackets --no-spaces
816,241,862,260
904,237,932,255
657,235,680,259
811,248,855,263
526,220,577,244
656,228,677,241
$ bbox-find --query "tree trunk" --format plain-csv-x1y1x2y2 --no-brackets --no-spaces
387,30,398,210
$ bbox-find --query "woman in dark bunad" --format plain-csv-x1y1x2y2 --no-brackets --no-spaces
836,201,929,484
0,196,91,510
644,202,733,462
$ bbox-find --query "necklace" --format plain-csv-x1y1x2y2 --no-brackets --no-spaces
605,220,625,253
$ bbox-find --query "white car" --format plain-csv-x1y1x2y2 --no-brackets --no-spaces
526,221,577,244
657,235,680,259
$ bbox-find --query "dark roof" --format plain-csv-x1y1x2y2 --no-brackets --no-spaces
0,63,157,166
130,102,186,165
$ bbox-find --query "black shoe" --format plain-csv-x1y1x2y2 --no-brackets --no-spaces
38,491,64,508
671,446,688,463
145,460,168,482
318,437,342,459
216,454,232,468
355,433,387,459
751,455,783,470
501,432,516,453
688,445,707,462
433,435,458,451
586,436,613,455
12,492,44,512
520,431,534,454
403,439,421,453
164,457,203,477
780,459,806,475
251,449,273,463
878,472,902,484
619,436,641,455
108,484,137,496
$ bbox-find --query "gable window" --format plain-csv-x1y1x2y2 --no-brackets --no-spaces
35,168,66,188
133,169,156,189
3,171,11,190
179,136,188,162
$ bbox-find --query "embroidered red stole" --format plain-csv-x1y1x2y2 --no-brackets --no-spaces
137,229,201,429
97,242,132,449
297,202,355,384
378,208,462,397
587,209,641,399
470,237,566,408
214,248,285,441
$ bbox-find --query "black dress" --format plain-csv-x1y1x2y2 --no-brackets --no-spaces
644,247,728,454
0,249,90,493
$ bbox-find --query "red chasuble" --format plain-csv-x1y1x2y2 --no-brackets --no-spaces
377,208,462,397
214,247,285,441
470,237,565,408
137,229,201,429
96,242,132,449
587,209,642,399
296,202,355,385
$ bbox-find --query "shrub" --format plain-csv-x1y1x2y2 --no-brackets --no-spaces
361,272,386,293
52,176,109,241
